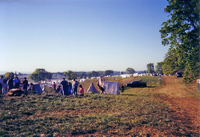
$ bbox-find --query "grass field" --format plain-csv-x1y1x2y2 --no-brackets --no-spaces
0,76,199,136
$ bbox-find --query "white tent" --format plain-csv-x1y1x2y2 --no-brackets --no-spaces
103,81,120,95
87,83,99,93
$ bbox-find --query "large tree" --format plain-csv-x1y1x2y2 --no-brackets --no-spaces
126,67,135,74
104,70,114,76
64,70,77,80
156,62,164,74
29,68,52,82
147,63,155,73
160,0,199,81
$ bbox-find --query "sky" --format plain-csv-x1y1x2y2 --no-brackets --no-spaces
0,0,169,73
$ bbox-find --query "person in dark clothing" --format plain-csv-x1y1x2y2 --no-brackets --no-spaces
56,85,62,93
22,77,28,92
14,77,20,88
0,75,3,94
28,83,35,93
52,82,56,92
7,77,13,91
120,85,124,92
60,78,68,95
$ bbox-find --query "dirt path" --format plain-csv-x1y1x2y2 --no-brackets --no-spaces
156,76,200,128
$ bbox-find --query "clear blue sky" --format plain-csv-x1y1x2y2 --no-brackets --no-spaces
0,0,169,73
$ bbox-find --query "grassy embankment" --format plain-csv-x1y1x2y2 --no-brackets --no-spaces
0,76,198,136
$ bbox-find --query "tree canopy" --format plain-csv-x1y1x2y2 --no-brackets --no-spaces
160,0,199,81
29,68,52,82
126,67,135,74
64,70,77,80
156,62,164,74
104,70,114,76
147,63,155,73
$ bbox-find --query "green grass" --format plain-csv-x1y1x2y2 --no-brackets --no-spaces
0,76,198,136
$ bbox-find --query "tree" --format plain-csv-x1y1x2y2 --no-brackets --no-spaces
3,72,14,82
91,71,99,77
29,68,52,82
64,70,77,80
147,63,155,73
104,70,114,76
156,62,164,74
160,0,199,81
87,72,92,78
126,67,135,74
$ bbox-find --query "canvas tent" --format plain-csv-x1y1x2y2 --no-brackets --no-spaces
33,84,43,93
103,81,120,95
87,83,99,93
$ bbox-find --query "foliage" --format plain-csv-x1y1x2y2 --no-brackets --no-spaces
162,48,180,75
64,70,77,80
29,68,52,82
156,62,164,74
3,72,14,81
126,67,135,74
147,63,155,73
104,70,114,76
160,0,199,81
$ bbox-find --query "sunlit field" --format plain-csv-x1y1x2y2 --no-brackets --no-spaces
0,76,198,136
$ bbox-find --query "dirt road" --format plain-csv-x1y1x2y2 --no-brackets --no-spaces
156,76,200,128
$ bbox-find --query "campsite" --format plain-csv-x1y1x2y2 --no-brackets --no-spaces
0,75,199,136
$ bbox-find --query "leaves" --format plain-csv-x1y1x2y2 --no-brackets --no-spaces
29,68,52,82
160,0,199,81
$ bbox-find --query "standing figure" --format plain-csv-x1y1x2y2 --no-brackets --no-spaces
22,77,28,92
52,82,56,92
72,79,79,96
13,77,20,88
0,76,3,94
120,85,124,92
60,78,68,95
7,77,13,91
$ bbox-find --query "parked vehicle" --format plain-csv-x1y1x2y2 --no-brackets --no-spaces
126,80,147,88
176,72,182,77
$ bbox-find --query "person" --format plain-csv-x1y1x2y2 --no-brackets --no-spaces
56,85,62,93
7,77,14,91
60,78,68,95
97,82,105,93
13,76,20,88
72,79,79,96
0,76,3,94
28,83,35,92
52,82,56,92
68,82,72,94
78,85,84,96
120,85,124,92
22,77,28,92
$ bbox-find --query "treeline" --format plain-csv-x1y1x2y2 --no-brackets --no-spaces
27,69,119,82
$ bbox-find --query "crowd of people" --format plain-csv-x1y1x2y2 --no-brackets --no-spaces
0,75,84,96
56,78,84,96
0,76,29,94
